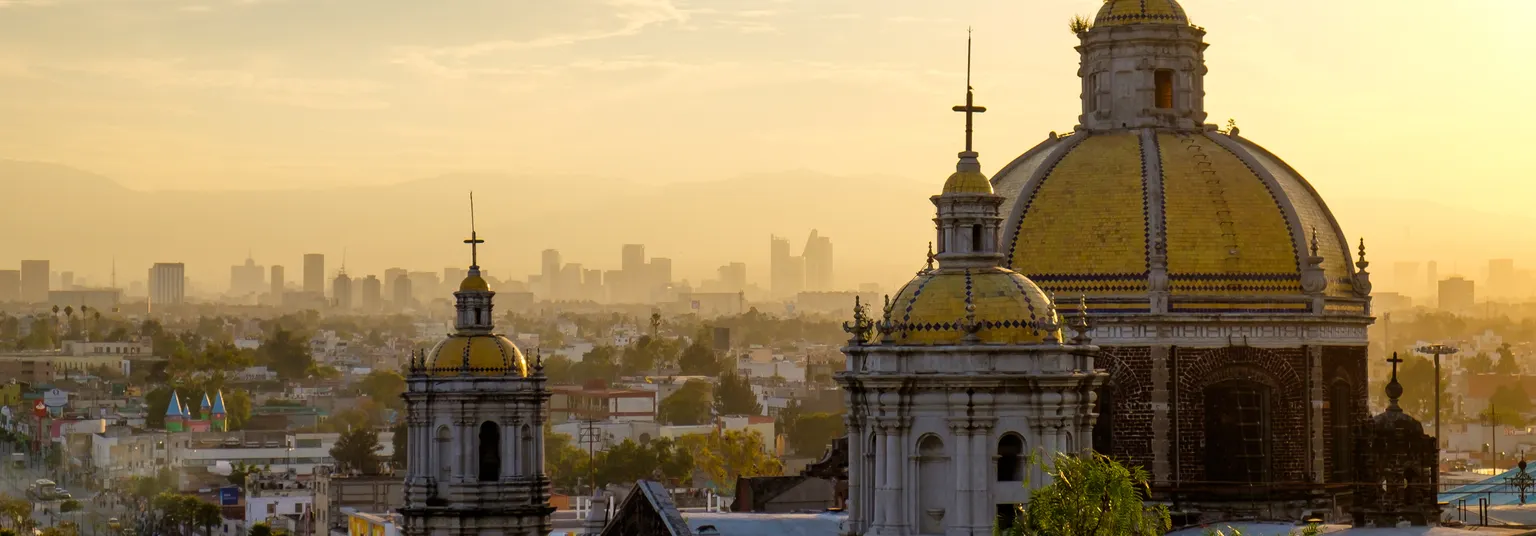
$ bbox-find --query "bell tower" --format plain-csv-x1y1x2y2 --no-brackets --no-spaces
1075,0,1208,131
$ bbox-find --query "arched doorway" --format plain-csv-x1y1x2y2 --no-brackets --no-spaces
1203,379,1272,484
478,421,501,482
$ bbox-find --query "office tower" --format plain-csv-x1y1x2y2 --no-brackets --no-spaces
650,257,672,290
148,263,186,307
384,268,407,300
1489,259,1515,300
770,236,805,298
333,272,354,310
393,275,413,308
1426,261,1438,297
230,256,265,295
303,253,325,294
360,275,382,311
1439,276,1474,311
583,269,604,302
620,244,645,302
803,230,834,291
20,260,49,303
270,265,285,298
541,249,562,299
59,271,75,291
444,267,467,290
408,271,439,304
559,263,583,301
0,270,18,302
602,270,623,303
718,262,748,293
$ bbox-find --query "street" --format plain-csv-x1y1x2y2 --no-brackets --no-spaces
1,461,130,536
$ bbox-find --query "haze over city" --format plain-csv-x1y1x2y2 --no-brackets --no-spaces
3,0,1536,291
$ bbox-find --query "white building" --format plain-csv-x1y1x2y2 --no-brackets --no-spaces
148,263,186,308
245,469,314,531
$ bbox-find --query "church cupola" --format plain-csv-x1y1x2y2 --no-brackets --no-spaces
933,48,1006,270
1076,0,1208,131
454,230,495,334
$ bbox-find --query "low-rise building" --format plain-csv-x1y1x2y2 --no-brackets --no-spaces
550,385,656,424
246,469,314,533
345,511,402,536
313,467,404,536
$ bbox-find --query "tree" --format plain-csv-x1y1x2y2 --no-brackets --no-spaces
357,370,407,410
1482,384,1533,427
59,499,81,513
676,430,781,495
657,380,713,425
249,522,275,536
574,345,620,382
679,331,722,376
542,354,576,384
1396,353,1452,423
330,426,382,475
714,371,761,416
0,493,32,531
228,461,263,487
1002,452,1170,536
195,500,222,536
260,327,313,381
546,432,590,493
1464,352,1494,375
391,422,408,469
1495,343,1521,375
785,412,845,457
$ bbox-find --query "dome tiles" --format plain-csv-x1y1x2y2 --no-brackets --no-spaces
995,130,1359,314
1094,0,1190,28
886,267,1061,345
424,333,529,377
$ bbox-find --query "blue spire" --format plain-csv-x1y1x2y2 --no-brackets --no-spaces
200,393,211,409
166,391,185,417
212,391,227,414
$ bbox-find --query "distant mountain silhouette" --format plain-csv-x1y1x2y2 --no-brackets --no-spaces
0,159,937,290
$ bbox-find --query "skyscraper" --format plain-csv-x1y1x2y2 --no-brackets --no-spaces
384,267,407,300
393,274,413,308
803,230,834,291
303,253,325,295
333,272,353,310
270,265,285,298
149,263,186,308
230,256,265,295
718,262,748,293
1439,276,1474,311
0,270,18,302
769,236,804,298
541,249,562,298
20,260,49,303
620,244,645,302
650,257,672,291
360,275,382,311
59,271,75,291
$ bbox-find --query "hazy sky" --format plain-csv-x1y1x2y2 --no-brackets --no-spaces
2,0,1535,291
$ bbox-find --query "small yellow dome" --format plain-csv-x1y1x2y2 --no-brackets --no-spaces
424,334,528,377
942,170,993,194
1094,0,1189,28
885,267,1060,345
459,274,489,292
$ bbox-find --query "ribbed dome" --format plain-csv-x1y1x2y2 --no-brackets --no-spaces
423,334,529,377
459,273,489,292
942,170,994,194
992,130,1363,315
884,267,1060,345
1094,0,1189,28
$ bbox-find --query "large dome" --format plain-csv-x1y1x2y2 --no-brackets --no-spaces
993,130,1363,314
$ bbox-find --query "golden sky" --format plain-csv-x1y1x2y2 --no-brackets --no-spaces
2,0,1534,290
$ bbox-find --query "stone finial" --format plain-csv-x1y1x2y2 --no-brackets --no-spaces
843,296,874,344
1301,227,1328,295
876,295,896,342
1353,237,1374,298
1310,228,1320,258
1356,238,1370,271
923,242,937,273
1070,295,1092,345
1043,292,1061,343
960,302,983,343
534,348,545,375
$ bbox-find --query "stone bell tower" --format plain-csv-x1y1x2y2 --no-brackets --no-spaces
1075,0,1209,131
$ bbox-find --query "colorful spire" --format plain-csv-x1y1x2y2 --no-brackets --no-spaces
166,391,185,416
212,390,227,415
200,393,212,409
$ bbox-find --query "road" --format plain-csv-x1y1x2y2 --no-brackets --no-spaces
1,461,130,536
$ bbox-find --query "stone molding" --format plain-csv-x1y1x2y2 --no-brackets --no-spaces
1087,320,1367,346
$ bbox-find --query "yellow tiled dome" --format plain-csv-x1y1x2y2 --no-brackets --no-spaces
1094,0,1189,28
886,267,1060,345
942,170,994,195
424,334,529,377
459,274,489,292
993,130,1360,313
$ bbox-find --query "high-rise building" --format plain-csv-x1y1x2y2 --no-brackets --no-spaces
333,272,354,310
230,257,265,295
541,249,562,298
393,275,413,308
559,263,583,301
769,235,806,298
803,230,834,291
602,270,623,303
303,254,325,295
718,262,747,293
270,265,285,298
583,269,604,302
408,271,439,305
1439,276,1474,311
620,244,646,302
1489,259,1516,300
60,271,75,291
360,275,382,311
649,257,672,291
148,263,186,308
1426,261,1439,297
444,267,467,290
0,270,19,302
384,268,407,300
20,260,49,303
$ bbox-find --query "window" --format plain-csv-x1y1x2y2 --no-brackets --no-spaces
478,421,501,482
435,425,452,484
1155,70,1174,109
997,434,1025,481
267,503,276,514
1330,380,1356,483
1204,380,1272,484
971,224,984,252
1093,385,1115,456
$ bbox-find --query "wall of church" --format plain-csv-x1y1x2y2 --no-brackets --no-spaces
1173,346,1308,483
1098,346,1155,472
1321,346,1369,483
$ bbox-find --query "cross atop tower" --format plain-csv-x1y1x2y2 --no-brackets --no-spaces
952,28,986,152
465,192,485,269
1387,351,1402,375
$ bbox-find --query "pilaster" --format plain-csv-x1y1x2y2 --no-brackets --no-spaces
1308,345,1326,483
1150,345,1171,484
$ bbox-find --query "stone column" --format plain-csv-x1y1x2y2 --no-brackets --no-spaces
504,417,518,479
1150,345,1171,485
971,421,994,536
874,418,892,534
948,419,971,536
1308,345,1326,483
847,416,864,534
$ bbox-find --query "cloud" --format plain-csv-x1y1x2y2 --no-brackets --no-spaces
67,58,389,109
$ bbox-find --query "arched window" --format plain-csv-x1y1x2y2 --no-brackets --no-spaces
1093,385,1115,456
434,425,452,489
1204,380,1272,484
1330,380,1356,483
1155,69,1175,109
970,224,983,252
916,435,950,535
478,421,501,482
997,434,1025,481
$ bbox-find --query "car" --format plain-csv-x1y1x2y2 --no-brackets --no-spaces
54,487,71,499
107,518,121,529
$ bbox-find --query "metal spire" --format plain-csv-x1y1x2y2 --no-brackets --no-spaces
952,28,986,153
465,191,484,270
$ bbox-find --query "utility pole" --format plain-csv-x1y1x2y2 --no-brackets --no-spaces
1417,344,1459,453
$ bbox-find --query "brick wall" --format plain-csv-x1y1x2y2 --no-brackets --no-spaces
1097,346,1155,472
1172,346,1308,483
1322,346,1369,483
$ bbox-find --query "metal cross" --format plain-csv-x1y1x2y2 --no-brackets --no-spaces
465,192,484,268
952,28,986,152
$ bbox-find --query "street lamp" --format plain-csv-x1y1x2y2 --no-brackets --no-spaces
1416,344,1459,449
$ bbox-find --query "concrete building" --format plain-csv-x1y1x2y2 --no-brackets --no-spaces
20,260,49,303
148,263,185,307
383,268,406,302
313,468,404,536
1440,276,1475,312
231,256,265,296
360,275,382,312
304,253,326,295
271,265,285,300
803,230,833,292
392,275,412,308
48,288,122,311
0,270,19,302
333,272,353,310
718,262,747,293
246,469,315,533
1489,259,1516,300
549,385,656,424
59,271,74,290
541,249,561,299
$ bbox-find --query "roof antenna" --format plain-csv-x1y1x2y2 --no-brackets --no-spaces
465,191,484,270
